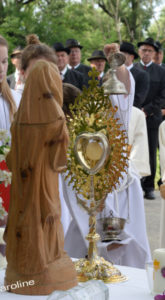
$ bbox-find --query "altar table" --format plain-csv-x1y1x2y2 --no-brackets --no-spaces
0,265,153,299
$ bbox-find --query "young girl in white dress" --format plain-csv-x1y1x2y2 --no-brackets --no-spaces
0,35,21,135
0,35,21,268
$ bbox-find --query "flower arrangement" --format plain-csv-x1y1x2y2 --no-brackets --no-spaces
0,129,11,220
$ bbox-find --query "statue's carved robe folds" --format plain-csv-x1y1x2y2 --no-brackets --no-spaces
3,60,77,295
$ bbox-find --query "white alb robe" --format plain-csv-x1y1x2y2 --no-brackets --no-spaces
128,107,151,177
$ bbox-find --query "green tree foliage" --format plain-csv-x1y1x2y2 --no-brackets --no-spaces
149,6,165,44
0,0,116,68
96,0,163,42
28,0,117,63
0,1,37,50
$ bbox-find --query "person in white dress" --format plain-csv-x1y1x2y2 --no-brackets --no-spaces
97,106,151,268
158,121,165,247
128,106,151,178
0,35,21,136
60,45,151,268
0,35,21,269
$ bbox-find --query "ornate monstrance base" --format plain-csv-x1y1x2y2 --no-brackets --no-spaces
74,229,127,284
74,256,127,283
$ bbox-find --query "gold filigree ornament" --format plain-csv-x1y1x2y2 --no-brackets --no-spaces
66,68,128,200
65,68,128,283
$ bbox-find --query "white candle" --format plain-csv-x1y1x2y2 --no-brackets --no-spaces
153,248,165,293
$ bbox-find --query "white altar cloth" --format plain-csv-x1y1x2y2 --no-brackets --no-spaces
0,265,153,299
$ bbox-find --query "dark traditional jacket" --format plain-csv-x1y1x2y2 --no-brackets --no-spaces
63,68,84,91
134,62,165,128
130,66,149,109
161,63,165,69
74,63,92,87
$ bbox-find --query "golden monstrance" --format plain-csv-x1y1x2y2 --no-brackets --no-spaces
66,60,129,283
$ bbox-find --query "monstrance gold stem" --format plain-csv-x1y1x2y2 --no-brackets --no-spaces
86,175,100,261
74,174,127,283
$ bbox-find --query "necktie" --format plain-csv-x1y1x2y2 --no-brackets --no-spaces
143,65,147,70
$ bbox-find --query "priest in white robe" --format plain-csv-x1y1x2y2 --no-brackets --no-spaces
61,118,151,269
60,65,151,268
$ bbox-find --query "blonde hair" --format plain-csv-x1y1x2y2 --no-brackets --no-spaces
0,35,17,121
21,34,57,71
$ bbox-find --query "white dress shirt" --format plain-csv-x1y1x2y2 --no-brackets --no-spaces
67,63,80,70
140,60,153,67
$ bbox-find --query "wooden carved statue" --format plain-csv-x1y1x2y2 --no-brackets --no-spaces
3,60,77,295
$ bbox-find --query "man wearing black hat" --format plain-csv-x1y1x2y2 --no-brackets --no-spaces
120,41,149,108
53,42,84,91
87,50,107,85
153,41,165,67
135,37,165,199
65,39,91,87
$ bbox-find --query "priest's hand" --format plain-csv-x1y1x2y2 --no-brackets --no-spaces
103,43,130,94
107,243,123,251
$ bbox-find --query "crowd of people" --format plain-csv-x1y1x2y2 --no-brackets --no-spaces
0,32,165,277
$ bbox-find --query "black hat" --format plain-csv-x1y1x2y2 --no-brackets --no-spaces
120,41,138,59
155,41,163,52
65,39,83,49
137,37,159,51
87,50,107,61
52,42,70,54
